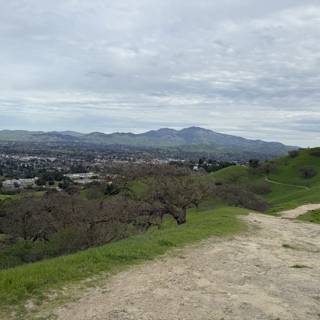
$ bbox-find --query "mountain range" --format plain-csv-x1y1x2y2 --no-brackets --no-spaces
0,127,296,159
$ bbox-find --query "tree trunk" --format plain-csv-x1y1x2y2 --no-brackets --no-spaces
170,206,187,225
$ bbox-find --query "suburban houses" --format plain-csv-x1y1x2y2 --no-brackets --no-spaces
1,178,38,190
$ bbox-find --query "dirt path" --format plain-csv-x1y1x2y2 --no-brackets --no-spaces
265,177,310,190
281,204,320,219
54,209,320,320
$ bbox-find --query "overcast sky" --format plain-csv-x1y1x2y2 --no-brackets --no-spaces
0,0,320,146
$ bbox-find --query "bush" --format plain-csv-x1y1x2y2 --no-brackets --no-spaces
0,240,42,269
299,166,317,179
47,228,85,256
0,228,87,269
247,181,272,195
248,159,260,169
250,162,277,176
288,150,299,158
210,184,270,212
310,148,320,157
84,187,104,200
226,171,246,183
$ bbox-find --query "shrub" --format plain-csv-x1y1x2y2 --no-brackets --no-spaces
248,159,260,169
47,228,85,256
247,181,272,195
310,148,320,157
0,228,85,269
210,184,270,212
288,150,299,158
226,171,246,183
299,166,317,179
256,162,277,175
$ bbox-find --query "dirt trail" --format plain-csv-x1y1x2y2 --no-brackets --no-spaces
54,208,320,320
264,177,310,190
281,204,320,219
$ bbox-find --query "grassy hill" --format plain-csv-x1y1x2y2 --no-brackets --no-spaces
209,148,320,212
267,148,320,187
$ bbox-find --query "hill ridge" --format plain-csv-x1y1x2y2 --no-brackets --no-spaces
0,127,297,158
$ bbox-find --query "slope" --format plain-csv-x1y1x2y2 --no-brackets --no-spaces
209,148,320,212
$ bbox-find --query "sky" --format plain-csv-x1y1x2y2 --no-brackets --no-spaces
0,0,320,146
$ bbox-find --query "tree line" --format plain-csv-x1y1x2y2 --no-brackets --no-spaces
0,164,269,269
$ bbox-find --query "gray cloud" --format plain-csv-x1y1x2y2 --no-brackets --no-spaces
0,0,320,146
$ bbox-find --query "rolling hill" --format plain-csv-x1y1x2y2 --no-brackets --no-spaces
209,147,320,212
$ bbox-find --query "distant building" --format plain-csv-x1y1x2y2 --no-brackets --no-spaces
64,172,100,185
2,178,38,190
64,172,97,180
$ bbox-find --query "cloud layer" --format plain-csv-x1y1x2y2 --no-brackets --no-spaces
0,0,320,146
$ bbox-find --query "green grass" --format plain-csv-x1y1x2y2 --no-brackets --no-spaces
297,209,320,224
208,165,249,182
0,194,16,201
0,206,248,310
268,149,320,187
209,148,320,213
266,186,320,213
0,191,45,202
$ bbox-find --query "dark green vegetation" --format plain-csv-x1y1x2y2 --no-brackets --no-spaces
282,244,299,250
0,194,15,201
297,209,320,224
0,206,248,308
0,127,295,160
210,148,320,212
0,165,266,270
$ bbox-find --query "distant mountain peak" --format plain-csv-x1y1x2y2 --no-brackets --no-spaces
142,128,178,138
157,128,178,133
180,126,210,131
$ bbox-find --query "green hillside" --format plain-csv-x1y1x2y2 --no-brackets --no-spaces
209,148,320,212
267,148,320,187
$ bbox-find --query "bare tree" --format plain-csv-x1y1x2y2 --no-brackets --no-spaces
147,176,206,224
